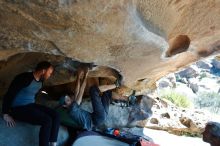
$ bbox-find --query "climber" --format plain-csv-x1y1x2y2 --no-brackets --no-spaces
59,66,121,131
2,61,60,146
202,121,220,146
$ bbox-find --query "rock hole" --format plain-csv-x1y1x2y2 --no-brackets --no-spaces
165,35,190,57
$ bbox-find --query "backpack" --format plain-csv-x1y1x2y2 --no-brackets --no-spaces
100,128,160,146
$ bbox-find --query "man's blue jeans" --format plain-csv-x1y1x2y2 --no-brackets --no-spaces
90,85,112,127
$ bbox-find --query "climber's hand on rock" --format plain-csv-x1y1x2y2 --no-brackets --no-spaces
3,114,16,127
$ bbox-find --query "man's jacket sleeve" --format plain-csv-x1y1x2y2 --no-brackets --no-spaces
2,72,33,114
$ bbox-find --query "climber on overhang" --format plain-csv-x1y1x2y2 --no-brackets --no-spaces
59,66,121,131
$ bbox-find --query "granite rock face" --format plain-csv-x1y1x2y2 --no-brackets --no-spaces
1,0,220,94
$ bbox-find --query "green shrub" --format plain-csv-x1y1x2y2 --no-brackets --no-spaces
195,92,220,114
176,131,201,137
159,90,192,108
199,72,207,80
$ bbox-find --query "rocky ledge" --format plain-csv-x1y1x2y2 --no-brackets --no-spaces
0,117,69,146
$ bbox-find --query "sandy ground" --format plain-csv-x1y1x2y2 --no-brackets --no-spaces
143,128,210,146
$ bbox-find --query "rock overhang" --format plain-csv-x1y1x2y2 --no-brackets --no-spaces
1,0,220,95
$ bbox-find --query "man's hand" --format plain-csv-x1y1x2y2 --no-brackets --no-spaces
3,114,16,127
84,67,89,77
78,70,85,79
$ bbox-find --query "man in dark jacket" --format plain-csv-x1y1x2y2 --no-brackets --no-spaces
2,61,60,146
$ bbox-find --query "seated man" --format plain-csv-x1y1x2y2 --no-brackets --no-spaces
203,121,220,146
2,61,60,146
60,67,120,131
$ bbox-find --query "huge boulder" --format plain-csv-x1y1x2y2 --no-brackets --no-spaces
210,58,220,76
175,66,199,79
188,78,199,93
211,59,220,70
196,61,212,70
156,73,176,89
156,79,172,89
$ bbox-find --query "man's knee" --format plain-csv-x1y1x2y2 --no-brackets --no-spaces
53,110,60,123
41,116,53,127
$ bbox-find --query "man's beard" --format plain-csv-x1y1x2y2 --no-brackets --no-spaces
39,75,45,82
